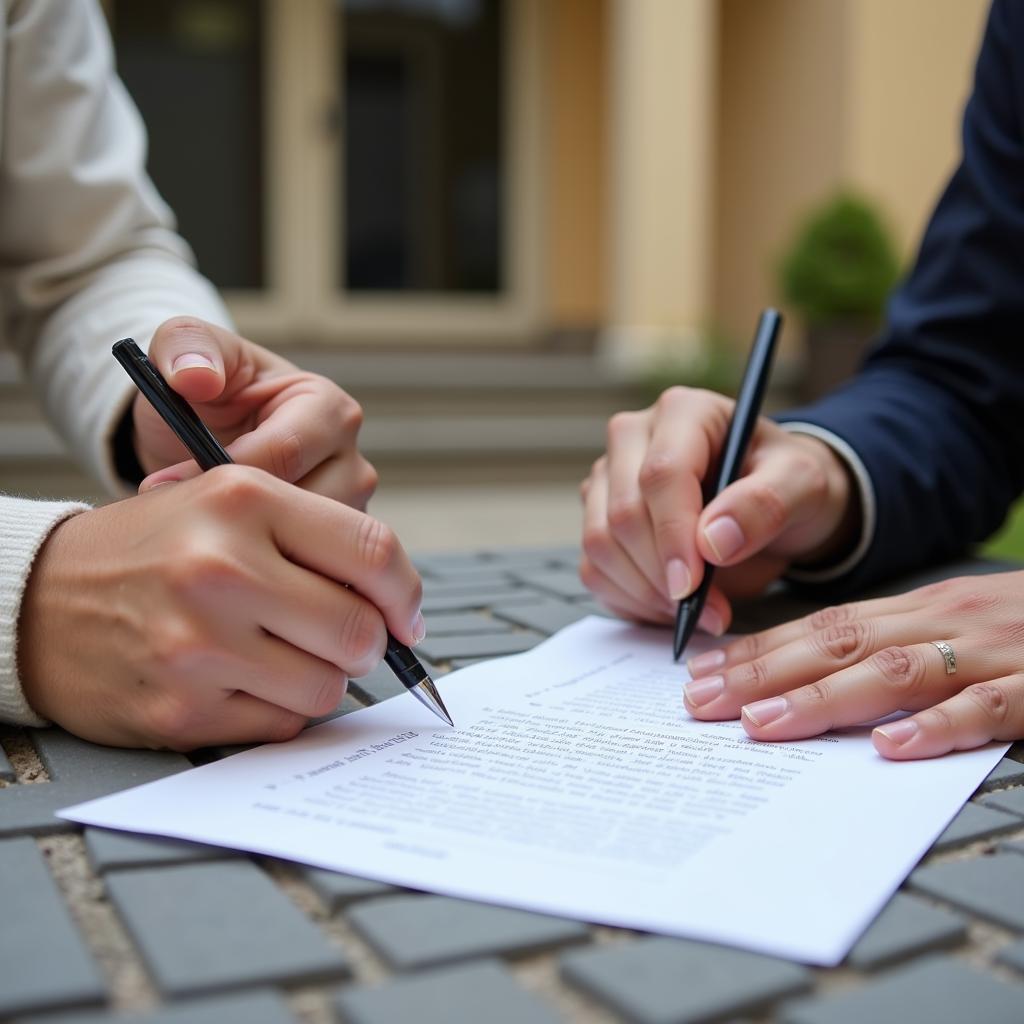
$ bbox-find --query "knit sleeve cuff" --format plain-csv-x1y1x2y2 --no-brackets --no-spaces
0,497,91,726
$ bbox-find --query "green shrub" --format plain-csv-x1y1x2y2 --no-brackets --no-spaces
780,192,901,324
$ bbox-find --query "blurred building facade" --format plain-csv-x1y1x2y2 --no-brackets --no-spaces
105,0,989,369
0,0,994,511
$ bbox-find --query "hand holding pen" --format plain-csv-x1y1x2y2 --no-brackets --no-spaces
579,309,860,645
18,319,448,750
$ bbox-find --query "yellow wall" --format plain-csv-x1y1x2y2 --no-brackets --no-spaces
545,0,607,329
712,0,989,348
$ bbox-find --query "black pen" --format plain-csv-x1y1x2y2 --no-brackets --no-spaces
673,309,782,661
112,337,454,727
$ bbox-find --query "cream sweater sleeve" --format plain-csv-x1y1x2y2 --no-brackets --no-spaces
0,1,232,725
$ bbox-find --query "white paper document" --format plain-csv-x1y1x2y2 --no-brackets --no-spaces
60,616,1006,965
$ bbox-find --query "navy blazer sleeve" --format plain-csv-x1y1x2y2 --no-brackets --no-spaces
778,0,1024,597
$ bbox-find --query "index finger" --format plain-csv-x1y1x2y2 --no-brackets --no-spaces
255,472,424,646
638,387,732,597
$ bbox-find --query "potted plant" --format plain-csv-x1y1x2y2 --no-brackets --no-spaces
779,192,901,400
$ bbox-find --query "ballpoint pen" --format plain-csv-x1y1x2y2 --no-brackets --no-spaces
673,309,782,661
112,337,454,727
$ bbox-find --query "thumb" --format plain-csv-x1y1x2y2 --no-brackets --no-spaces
147,316,228,404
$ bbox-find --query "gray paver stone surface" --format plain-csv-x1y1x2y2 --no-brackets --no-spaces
930,802,1023,852
513,570,591,599
0,837,105,1016
997,938,1024,975
335,959,562,1024
781,956,1024,1024
346,894,589,969
980,786,1024,818
845,892,967,969
37,988,298,1024
416,630,543,662
560,935,812,1024
104,860,349,997
85,827,236,874
424,611,509,635
420,589,538,613
491,599,592,636
909,853,1024,932
302,866,395,910
977,757,1024,792
1003,839,1024,856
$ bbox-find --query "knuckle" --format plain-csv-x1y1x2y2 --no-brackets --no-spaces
918,704,955,734
356,515,399,574
942,589,1001,618
202,463,268,511
983,619,1024,649
655,385,694,412
148,615,211,671
338,395,365,436
872,646,928,698
338,602,386,674
165,540,243,599
799,679,832,710
271,431,304,481
606,411,637,443
638,451,684,495
729,632,763,665
156,314,209,342
734,657,771,695
581,525,613,564
965,683,1011,725
606,496,646,535
312,669,348,716
143,694,202,749
811,622,871,663
358,459,380,499
808,604,855,633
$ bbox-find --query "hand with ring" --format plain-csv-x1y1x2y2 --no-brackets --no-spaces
683,570,1024,759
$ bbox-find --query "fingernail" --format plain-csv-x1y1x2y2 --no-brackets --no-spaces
688,648,726,676
684,675,724,707
665,558,691,600
411,612,426,645
698,606,725,637
171,352,217,374
704,516,745,561
874,719,919,746
742,696,789,727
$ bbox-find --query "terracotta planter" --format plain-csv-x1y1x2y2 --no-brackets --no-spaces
801,319,878,401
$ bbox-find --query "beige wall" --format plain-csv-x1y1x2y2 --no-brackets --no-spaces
545,0,608,330
713,0,990,350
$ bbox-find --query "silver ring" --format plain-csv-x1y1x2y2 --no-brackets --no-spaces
931,640,957,675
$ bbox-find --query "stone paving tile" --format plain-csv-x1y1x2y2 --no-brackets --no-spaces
417,630,544,663
1003,839,1024,856
977,757,1024,793
346,894,589,969
980,786,1024,818
414,552,493,574
491,599,593,636
513,569,591,600
348,660,445,705
303,866,396,911
85,828,236,874
845,893,967,969
38,988,298,1024
417,564,517,584
483,543,580,565
0,743,14,781
424,611,510,636
421,580,524,600
0,837,105,1016
420,589,539,614
781,956,1024,1024
448,657,493,671
32,729,189,787
560,935,812,1024
909,853,1024,932
997,937,1024,975
105,860,349,997
930,802,1023,852
335,958,561,1024
0,731,191,838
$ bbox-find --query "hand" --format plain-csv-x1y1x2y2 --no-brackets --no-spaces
580,386,858,631
133,317,377,509
18,467,424,750
683,571,1024,759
